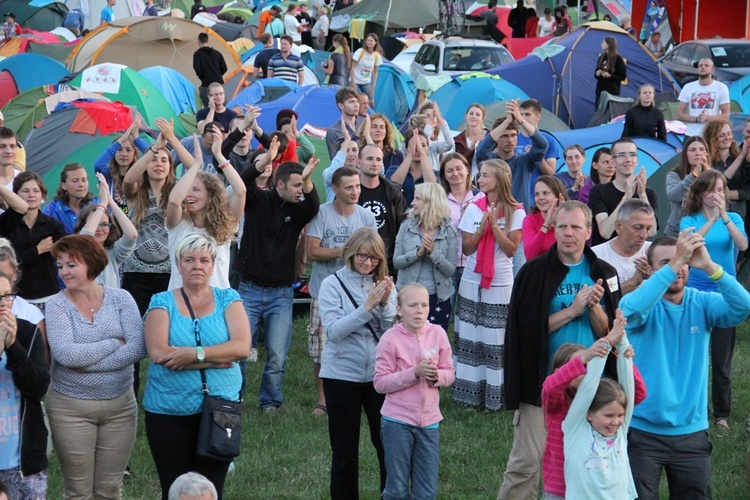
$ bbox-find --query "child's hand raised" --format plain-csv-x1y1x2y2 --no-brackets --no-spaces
605,308,627,346
580,338,610,364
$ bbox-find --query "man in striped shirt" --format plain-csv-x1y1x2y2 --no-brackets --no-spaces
267,35,305,85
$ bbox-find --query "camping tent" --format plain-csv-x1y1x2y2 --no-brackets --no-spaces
0,72,20,109
429,73,529,129
331,0,442,34
373,63,416,129
25,102,139,191
254,85,341,132
487,21,679,128
226,78,300,110
138,66,198,115
0,53,70,92
0,0,68,31
2,87,111,142
66,17,241,88
68,63,189,136
730,75,750,115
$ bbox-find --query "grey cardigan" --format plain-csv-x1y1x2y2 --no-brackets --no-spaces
318,266,397,383
393,217,458,302
665,171,697,237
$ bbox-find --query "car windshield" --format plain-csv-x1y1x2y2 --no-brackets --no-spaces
710,44,750,68
443,46,508,71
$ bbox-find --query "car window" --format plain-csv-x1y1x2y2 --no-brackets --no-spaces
690,44,710,66
414,45,428,65
711,44,750,68
447,46,507,71
424,45,440,67
671,44,694,65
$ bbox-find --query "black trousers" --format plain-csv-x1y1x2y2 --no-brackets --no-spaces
322,378,386,499
145,411,231,500
122,272,170,398
711,325,736,418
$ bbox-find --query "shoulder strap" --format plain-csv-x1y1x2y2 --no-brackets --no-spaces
333,272,380,343
357,49,365,63
181,288,209,395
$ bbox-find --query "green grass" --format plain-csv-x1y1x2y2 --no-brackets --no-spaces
45,315,750,498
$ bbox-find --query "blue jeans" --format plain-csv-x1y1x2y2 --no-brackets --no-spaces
239,280,294,409
381,418,439,500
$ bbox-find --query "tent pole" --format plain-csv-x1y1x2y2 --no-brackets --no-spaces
384,0,393,33
693,0,699,40
577,0,581,27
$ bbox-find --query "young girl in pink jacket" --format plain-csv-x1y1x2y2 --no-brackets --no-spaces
374,283,455,500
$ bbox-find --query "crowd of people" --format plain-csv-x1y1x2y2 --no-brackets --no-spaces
1,2,750,498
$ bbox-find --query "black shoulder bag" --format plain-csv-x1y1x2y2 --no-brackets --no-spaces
181,288,242,462
333,273,381,343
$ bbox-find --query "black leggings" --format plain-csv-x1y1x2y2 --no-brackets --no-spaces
145,411,231,500
322,378,386,499
122,272,170,398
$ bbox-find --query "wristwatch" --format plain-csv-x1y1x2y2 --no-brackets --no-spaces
196,346,206,363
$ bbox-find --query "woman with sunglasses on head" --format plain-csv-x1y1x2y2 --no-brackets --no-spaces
318,227,396,499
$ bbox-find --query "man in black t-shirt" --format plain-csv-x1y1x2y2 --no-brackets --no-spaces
253,33,280,79
358,144,406,275
196,82,237,133
588,138,658,246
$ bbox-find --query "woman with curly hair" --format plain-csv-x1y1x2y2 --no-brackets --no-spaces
94,119,146,213
43,163,98,234
166,134,246,289
703,119,750,217
359,113,403,172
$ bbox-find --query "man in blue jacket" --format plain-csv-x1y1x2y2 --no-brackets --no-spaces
620,230,750,499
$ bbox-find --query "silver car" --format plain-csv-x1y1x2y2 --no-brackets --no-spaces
409,38,514,81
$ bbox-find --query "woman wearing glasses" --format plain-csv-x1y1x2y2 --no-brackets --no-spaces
74,173,138,289
318,227,396,499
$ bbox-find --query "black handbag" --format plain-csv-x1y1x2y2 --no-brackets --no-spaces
181,288,242,462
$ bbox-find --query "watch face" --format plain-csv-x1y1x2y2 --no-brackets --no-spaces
197,348,205,361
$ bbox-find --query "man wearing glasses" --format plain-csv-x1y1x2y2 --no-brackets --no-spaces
587,138,658,246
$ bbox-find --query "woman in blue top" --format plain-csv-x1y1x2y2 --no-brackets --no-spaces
42,163,98,234
143,233,251,499
680,169,748,432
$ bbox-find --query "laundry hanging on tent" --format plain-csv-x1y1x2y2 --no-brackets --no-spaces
70,101,132,135
350,19,366,40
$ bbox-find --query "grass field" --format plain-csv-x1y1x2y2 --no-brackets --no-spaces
46,314,750,499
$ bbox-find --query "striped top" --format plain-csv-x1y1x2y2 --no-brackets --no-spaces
268,53,303,82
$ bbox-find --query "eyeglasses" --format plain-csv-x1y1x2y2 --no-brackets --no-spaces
98,222,112,228
355,253,381,264
614,152,638,159
0,293,17,302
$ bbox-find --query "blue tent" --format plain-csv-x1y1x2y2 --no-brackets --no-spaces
729,75,750,114
0,53,69,92
138,66,197,115
227,78,300,110
240,43,264,64
487,21,679,128
255,85,341,131
430,73,529,130
373,63,416,129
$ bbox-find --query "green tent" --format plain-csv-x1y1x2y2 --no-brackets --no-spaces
0,0,68,31
1,87,51,142
171,0,227,18
68,65,188,137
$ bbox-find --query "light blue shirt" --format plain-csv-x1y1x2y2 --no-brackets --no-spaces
0,356,21,469
144,287,243,415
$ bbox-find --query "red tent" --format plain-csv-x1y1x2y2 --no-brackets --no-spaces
632,0,750,43
0,71,20,108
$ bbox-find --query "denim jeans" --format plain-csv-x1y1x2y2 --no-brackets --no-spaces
239,280,294,409
381,418,439,500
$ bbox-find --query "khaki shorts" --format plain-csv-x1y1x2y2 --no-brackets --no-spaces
307,298,326,364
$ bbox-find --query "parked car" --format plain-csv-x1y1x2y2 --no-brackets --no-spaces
660,39,750,86
409,38,514,81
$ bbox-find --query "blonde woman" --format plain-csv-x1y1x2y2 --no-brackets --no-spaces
393,183,458,332
453,159,525,410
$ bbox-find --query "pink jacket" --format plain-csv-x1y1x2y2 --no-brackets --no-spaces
374,323,455,427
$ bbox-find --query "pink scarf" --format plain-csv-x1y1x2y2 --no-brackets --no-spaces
473,198,522,289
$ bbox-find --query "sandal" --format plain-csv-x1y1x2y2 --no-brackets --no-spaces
312,404,327,416
715,418,730,432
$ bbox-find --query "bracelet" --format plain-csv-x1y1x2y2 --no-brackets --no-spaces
722,217,731,225
708,265,724,281
96,205,107,212
149,146,157,154
541,224,549,231
218,161,231,170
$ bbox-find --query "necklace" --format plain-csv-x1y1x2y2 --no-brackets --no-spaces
68,288,103,313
